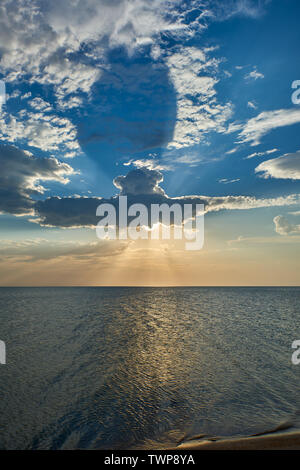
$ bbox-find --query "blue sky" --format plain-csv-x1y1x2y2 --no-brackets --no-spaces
0,0,300,285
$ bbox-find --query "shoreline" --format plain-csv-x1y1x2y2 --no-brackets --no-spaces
171,431,300,450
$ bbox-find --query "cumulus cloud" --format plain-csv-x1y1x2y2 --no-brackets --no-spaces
113,168,165,196
273,215,300,235
255,151,300,179
0,144,75,215
33,167,300,227
228,109,300,146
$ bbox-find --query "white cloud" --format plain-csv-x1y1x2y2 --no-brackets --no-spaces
0,109,81,154
28,97,52,112
225,147,238,154
244,148,278,159
36,58,101,97
247,101,257,109
218,178,240,184
255,151,300,179
0,0,189,99
123,159,171,171
288,210,300,216
0,1,270,157
273,215,300,235
166,47,233,148
228,108,300,145
213,0,271,20
205,193,300,212
46,0,185,52
244,67,264,81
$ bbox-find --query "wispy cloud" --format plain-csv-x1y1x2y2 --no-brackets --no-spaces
0,238,128,262
218,178,240,184
244,148,278,159
244,67,264,81
228,108,300,145
123,159,172,171
255,151,300,179
247,101,257,110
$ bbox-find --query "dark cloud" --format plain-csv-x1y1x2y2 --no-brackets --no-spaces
0,144,74,215
113,168,165,196
1,145,299,227
34,196,102,227
33,167,300,228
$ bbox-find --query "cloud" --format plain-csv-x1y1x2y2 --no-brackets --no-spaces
45,0,185,53
244,148,278,159
33,168,300,228
0,1,269,158
255,151,300,179
33,196,102,228
288,210,300,216
0,0,190,96
228,109,300,146
204,193,300,212
273,215,300,235
247,101,257,109
244,67,264,80
113,168,165,196
166,46,233,148
211,0,271,19
0,238,128,262
0,144,75,215
218,178,240,184
0,108,81,154
1,146,300,227
0,0,274,161
228,234,300,245
123,159,172,171
225,148,238,155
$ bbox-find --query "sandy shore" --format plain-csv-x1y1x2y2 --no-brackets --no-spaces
172,431,300,450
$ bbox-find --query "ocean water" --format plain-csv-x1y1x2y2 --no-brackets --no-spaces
0,286,299,450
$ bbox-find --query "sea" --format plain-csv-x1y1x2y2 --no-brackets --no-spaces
0,286,299,449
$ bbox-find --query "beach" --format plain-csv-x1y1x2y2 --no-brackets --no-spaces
174,431,300,450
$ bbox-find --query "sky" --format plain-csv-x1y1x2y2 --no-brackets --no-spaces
0,0,300,286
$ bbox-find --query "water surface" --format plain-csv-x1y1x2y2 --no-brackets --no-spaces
0,287,299,449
